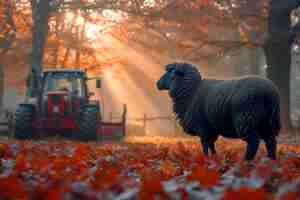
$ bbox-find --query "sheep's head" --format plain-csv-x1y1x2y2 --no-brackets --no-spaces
157,63,181,90
156,62,201,91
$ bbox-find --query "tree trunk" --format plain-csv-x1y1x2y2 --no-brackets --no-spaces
263,0,300,134
28,0,51,97
62,48,71,67
248,48,261,75
0,64,4,110
0,1,16,110
75,25,81,68
52,14,61,68
264,37,291,133
75,20,86,68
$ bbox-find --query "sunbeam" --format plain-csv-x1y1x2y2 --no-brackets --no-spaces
88,35,179,136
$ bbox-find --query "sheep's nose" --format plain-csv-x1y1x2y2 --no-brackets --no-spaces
156,79,163,90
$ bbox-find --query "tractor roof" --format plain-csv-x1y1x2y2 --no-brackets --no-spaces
43,68,86,73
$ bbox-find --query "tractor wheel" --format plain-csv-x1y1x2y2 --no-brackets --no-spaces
14,105,35,140
77,106,99,141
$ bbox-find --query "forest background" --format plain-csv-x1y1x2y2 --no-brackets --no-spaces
1,0,300,136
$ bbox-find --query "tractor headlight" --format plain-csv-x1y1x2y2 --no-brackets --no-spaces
53,105,60,113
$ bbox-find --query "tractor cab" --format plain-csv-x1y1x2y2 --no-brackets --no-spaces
41,69,89,117
42,69,87,96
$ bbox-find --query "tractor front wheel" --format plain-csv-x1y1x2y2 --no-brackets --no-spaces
77,106,99,141
14,105,35,140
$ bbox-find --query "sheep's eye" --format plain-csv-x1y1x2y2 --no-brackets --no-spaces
166,67,175,72
169,70,176,79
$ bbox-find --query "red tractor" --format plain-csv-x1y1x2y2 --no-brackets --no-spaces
13,69,122,141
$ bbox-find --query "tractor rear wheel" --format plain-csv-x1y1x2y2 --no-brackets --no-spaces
14,105,35,140
77,106,99,141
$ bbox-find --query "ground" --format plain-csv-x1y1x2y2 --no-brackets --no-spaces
0,136,299,200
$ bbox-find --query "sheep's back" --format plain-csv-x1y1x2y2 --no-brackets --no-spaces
204,76,280,135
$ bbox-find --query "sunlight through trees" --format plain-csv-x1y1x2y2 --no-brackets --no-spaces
1,0,300,134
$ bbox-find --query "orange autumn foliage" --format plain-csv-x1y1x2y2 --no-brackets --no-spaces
138,176,169,200
222,187,271,200
0,138,299,199
187,165,220,187
0,176,29,199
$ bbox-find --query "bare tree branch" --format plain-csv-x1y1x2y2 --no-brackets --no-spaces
0,2,16,55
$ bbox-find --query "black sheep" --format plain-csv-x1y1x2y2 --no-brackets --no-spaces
156,62,281,160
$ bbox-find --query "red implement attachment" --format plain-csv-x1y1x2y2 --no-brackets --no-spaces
34,116,79,130
98,104,127,140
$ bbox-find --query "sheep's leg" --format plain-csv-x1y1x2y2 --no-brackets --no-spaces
244,133,260,160
208,141,216,154
264,136,277,160
234,113,260,160
208,135,218,155
200,137,209,156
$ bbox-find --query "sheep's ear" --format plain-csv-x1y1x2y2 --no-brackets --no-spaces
165,62,184,76
174,63,185,76
165,64,175,72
